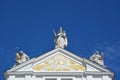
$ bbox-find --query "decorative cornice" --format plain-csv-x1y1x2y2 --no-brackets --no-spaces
7,71,113,76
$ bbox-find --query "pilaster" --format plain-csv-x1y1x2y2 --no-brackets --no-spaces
25,75,31,80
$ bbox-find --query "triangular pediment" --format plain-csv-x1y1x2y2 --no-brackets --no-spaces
7,48,110,73
32,53,85,72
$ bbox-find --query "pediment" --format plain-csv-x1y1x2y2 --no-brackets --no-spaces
7,48,110,73
32,53,85,72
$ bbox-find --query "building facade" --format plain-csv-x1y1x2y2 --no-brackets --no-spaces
4,27,114,80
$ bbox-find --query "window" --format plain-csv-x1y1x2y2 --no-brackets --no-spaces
46,78,57,80
61,78,73,80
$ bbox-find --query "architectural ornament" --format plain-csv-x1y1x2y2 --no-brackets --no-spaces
53,27,68,48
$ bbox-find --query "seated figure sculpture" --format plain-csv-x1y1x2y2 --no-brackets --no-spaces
15,50,29,65
90,51,104,66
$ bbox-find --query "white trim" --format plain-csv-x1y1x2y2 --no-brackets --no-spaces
84,58,110,72
7,58,35,72
7,72,113,76
5,48,113,77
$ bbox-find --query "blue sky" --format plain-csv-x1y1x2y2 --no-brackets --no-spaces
0,0,120,80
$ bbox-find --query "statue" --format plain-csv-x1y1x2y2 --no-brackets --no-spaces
15,50,29,65
90,51,104,65
53,27,68,48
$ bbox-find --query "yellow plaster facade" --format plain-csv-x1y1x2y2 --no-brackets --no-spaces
32,54,85,71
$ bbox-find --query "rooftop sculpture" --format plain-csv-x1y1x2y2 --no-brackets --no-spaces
15,50,29,65
53,27,68,48
90,51,104,65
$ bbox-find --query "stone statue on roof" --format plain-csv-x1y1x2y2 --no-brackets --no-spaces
53,27,68,48
15,50,29,65
90,51,104,65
